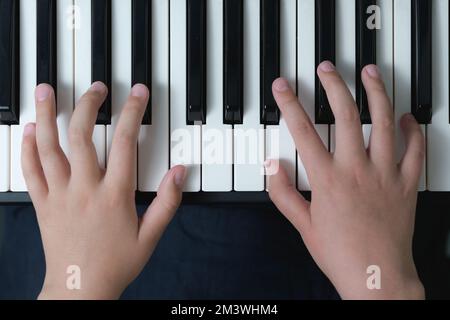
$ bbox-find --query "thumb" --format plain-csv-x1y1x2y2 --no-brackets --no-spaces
266,160,311,234
138,165,186,252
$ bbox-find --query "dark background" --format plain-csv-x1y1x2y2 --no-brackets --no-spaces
0,193,448,300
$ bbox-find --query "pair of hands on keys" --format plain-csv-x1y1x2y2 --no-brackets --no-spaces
22,62,424,300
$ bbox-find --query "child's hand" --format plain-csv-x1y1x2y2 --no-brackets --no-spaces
268,62,425,300
22,83,186,299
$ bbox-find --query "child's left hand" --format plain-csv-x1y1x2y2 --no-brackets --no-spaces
22,82,186,300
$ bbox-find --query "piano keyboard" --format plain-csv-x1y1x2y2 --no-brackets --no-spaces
0,0,449,204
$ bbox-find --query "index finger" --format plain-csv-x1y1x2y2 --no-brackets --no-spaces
272,78,331,177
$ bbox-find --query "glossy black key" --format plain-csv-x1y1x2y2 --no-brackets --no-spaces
132,0,151,125
260,0,280,125
91,0,111,125
224,0,243,125
37,0,57,99
315,0,335,124
0,0,19,125
412,0,432,124
356,0,376,124
187,0,206,125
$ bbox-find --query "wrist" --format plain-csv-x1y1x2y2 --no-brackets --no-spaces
39,283,123,300
39,273,124,300
334,268,425,300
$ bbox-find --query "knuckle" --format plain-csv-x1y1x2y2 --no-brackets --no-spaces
22,135,34,149
38,142,57,158
114,129,136,148
68,126,90,146
412,145,426,163
367,79,387,95
279,95,299,111
126,96,145,112
336,105,359,123
323,74,343,91
293,119,314,137
373,116,395,133
158,197,179,214
352,163,371,187
78,91,102,107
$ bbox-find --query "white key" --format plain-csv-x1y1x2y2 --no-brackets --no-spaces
170,0,201,192
202,0,233,192
10,0,37,191
234,0,265,192
266,0,297,186
74,0,106,169
107,0,133,184
0,126,9,192
428,0,449,191
138,0,170,192
331,0,356,153
394,0,426,191
297,0,329,191
57,0,75,158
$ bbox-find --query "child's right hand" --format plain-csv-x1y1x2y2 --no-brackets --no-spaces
267,62,425,300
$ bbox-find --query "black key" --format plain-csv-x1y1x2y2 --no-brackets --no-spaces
132,0,152,125
315,0,335,124
260,0,280,125
0,0,19,125
224,0,243,125
91,0,111,125
187,0,206,125
412,0,432,124
37,0,57,97
356,0,376,124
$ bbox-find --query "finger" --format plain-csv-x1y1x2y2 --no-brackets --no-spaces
21,123,48,204
138,166,186,253
272,78,331,178
399,114,425,186
317,61,366,162
106,85,149,190
35,84,70,189
361,65,396,169
69,82,107,182
266,160,311,235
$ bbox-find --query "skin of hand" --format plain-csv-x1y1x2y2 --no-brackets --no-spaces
267,62,425,300
22,82,186,300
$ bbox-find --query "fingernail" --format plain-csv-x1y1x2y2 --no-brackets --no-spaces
273,78,290,92
264,159,272,169
90,81,106,94
366,65,380,79
35,85,51,102
319,61,335,73
131,84,149,98
174,167,187,187
23,123,35,137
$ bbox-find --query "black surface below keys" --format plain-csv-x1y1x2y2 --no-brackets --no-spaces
356,0,376,125
37,0,57,96
315,0,335,125
0,0,19,125
224,0,243,125
91,0,111,125
132,0,152,125
187,0,207,125
412,0,432,124
260,0,280,125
